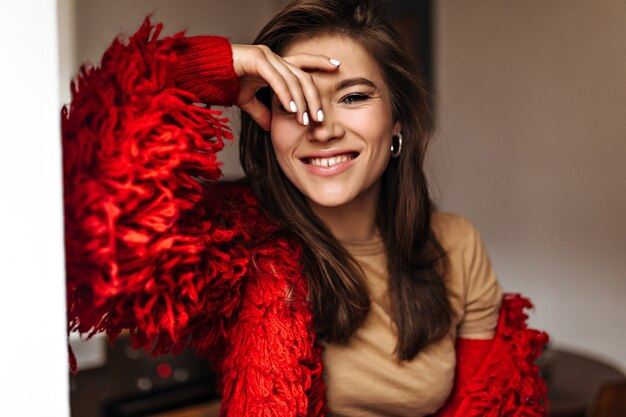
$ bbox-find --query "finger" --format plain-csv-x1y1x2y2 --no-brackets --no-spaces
239,96,271,131
252,59,296,114
284,53,341,72
286,63,323,123
262,50,310,125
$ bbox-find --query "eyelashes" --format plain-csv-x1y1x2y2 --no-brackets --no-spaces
340,93,371,105
272,92,372,113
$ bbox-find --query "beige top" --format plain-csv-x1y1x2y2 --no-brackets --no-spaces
322,212,503,417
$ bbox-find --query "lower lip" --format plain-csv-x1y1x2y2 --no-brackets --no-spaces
301,156,357,177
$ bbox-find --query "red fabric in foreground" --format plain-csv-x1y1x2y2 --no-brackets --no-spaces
435,294,549,417
63,19,548,416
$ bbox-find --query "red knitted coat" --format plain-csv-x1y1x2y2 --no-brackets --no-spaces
63,19,549,416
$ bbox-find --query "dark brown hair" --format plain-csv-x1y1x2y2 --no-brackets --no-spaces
240,0,451,360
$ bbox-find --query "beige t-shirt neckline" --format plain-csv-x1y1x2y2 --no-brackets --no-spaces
339,234,385,256
322,212,502,417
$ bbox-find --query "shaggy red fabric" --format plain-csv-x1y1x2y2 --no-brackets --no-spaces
434,295,549,417
63,19,237,352
63,18,547,416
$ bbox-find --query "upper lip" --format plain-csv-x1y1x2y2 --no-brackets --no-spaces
299,149,360,160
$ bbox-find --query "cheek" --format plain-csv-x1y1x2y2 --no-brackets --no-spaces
270,117,302,165
343,109,393,151
344,109,393,179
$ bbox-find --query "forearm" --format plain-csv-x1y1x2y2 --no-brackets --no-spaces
434,294,549,417
64,18,244,365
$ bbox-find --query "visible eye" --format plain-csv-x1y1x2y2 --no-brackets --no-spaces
272,100,289,113
270,92,289,113
340,93,370,105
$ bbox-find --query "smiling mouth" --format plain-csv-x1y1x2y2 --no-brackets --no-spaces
303,152,359,168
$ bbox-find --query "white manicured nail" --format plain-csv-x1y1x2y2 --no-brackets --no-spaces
289,100,298,113
303,112,310,126
329,58,341,66
317,109,324,122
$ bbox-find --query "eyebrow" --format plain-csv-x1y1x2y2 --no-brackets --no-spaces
335,77,378,91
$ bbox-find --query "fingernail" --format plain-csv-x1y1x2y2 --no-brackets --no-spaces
303,112,310,126
317,109,324,122
329,58,341,67
289,100,298,113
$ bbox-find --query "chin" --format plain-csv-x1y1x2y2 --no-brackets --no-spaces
304,189,356,209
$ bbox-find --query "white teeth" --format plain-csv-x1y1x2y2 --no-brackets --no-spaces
307,154,353,167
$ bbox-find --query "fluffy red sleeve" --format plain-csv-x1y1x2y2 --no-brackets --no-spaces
434,294,549,417
62,18,247,371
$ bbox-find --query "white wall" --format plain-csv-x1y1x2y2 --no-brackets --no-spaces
0,0,69,415
58,0,77,105
433,0,626,371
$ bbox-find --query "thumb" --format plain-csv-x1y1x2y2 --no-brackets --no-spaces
239,96,271,132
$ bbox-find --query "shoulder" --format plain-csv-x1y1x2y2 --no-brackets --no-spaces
430,211,492,283
210,180,258,204
430,211,481,254
431,211,502,336
205,180,286,239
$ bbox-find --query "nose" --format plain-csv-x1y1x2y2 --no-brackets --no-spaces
305,107,345,143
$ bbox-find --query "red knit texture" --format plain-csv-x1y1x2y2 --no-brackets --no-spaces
174,35,240,105
434,294,550,417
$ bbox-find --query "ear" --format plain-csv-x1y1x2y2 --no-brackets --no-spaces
393,121,402,136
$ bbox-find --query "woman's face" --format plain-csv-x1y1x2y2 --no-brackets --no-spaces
270,34,400,211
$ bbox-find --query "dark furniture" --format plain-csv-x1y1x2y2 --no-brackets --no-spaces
540,347,625,417
70,338,625,417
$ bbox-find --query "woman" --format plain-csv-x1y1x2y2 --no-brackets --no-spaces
63,0,548,416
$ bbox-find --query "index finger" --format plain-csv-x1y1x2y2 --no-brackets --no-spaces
283,53,341,71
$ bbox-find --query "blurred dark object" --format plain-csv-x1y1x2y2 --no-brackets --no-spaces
389,0,433,86
103,379,219,417
589,379,626,417
538,345,625,417
70,333,219,417
71,337,625,417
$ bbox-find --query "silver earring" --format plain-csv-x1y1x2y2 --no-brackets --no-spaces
390,133,402,158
